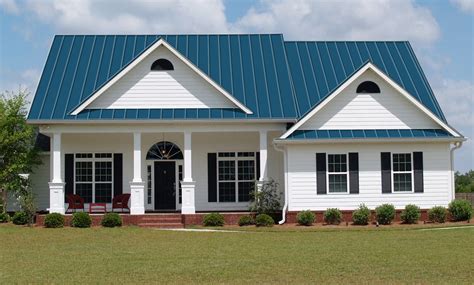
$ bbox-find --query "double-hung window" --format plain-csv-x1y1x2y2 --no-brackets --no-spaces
392,153,413,192
74,153,113,203
327,154,348,193
217,152,256,202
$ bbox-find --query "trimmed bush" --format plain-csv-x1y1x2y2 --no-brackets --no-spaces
71,212,92,228
375,204,395,225
203,213,225,227
101,213,122,228
12,211,29,225
238,215,254,226
428,206,447,223
400,204,421,224
324,208,342,225
448,199,473,221
44,213,65,228
296,210,315,226
255,214,274,227
0,213,10,223
352,204,371,225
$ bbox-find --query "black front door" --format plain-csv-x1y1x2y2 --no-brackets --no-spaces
154,161,176,210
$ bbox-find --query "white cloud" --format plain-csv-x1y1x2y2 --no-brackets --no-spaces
234,0,440,47
0,0,19,14
451,0,474,13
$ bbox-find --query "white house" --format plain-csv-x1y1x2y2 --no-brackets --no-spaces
26,34,464,224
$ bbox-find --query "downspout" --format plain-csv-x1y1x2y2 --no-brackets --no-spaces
274,142,288,224
450,141,463,201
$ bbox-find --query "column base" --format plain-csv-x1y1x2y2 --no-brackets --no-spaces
181,181,196,214
256,180,266,192
48,182,65,214
130,181,145,215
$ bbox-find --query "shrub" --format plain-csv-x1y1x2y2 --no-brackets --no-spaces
71,212,92,228
448,199,473,221
296,210,315,226
352,204,371,225
18,190,36,226
249,179,281,215
324,208,342,225
428,206,447,223
0,212,10,223
203,213,225,227
12,211,29,225
101,213,122,228
44,213,65,228
255,214,274,227
375,204,396,225
400,204,421,224
238,215,254,226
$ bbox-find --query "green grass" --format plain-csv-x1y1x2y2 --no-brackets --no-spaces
1,225,473,284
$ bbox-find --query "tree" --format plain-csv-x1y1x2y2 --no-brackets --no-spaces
455,170,474,193
0,89,41,213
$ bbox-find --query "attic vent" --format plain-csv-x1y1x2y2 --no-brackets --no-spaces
151,58,174,71
356,81,380,94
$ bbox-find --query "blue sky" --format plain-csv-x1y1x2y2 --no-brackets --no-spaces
0,0,472,171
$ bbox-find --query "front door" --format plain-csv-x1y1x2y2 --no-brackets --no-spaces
154,161,176,210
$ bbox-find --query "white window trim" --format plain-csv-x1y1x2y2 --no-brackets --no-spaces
391,153,414,193
216,152,257,203
73,153,114,203
326,153,349,194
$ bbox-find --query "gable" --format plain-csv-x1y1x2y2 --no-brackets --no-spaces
87,45,237,109
300,69,439,130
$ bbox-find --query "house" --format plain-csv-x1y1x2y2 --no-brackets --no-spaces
26,34,464,224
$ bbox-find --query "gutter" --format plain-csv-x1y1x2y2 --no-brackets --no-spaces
273,142,288,225
450,141,463,201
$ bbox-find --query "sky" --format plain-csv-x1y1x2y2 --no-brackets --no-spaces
0,0,472,171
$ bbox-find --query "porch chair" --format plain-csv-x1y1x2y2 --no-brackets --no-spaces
66,194,85,213
112,194,131,213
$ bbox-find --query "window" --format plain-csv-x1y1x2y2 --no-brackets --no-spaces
151,58,174,71
74,153,113,203
356,81,380,93
392,153,413,192
327,154,348,193
147,165,152,204
178,165,183,204
146,141,183,160
217,152,256,202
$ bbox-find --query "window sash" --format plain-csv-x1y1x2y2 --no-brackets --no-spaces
327,154,349,194
217,152,257,203
392,153,413,192
74,153,114,203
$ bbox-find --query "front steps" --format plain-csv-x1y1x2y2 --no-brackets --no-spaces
137,214,184,228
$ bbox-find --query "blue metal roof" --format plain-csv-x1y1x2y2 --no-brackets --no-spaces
28,34,446,122
285,129,452,140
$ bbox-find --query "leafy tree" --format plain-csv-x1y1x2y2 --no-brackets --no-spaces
0,89,41,213
455,170,474,193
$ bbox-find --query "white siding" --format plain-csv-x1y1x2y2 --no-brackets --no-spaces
301,69,439,130
287,142,452,211
88,46,236,109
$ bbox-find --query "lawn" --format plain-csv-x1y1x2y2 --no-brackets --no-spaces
1,225,473,284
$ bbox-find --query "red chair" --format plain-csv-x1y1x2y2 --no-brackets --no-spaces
112,194,131,213
66,194,85,213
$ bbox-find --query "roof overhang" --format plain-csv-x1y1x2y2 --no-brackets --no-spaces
274,137,466,145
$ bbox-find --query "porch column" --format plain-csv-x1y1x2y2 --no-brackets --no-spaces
48,133,65,214
257,130,268,191
181,131,196,214
130,132,145,215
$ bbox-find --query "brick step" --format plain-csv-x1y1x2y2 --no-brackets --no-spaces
138,222,184,228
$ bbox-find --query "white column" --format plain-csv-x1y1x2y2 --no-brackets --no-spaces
48,133,65,214
181,131,196,214
257,130,268,191
130,132,145,215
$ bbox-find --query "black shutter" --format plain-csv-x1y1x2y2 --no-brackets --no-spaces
113,153,123,197
413,152,424,193
256,152,260,180
381,152,392,194
349,153,359,194
64,153,74,202
316,153,327,195
208,153,217,202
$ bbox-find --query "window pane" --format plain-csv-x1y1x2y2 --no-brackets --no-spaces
238,182,254,202
328,154,347,173
219,182,236,202
329,174,347,193
95,161,112,182
147,165,152,204
75,153,92,158
95,153,112,158
95,183,112,203
76,183,92,203
393,153,411,171
238,160,255,180
237,152,255,157
218,152,235,157
178,165,183,204
75,161,92,182
394,173,412,192
218,160,235,180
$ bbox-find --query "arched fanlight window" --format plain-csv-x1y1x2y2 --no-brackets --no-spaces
356,81,380,94
146,141,183,160
151,58,174,71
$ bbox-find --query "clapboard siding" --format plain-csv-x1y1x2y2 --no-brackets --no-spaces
88,46,236,109
287,142,452,211
301,69,439,130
